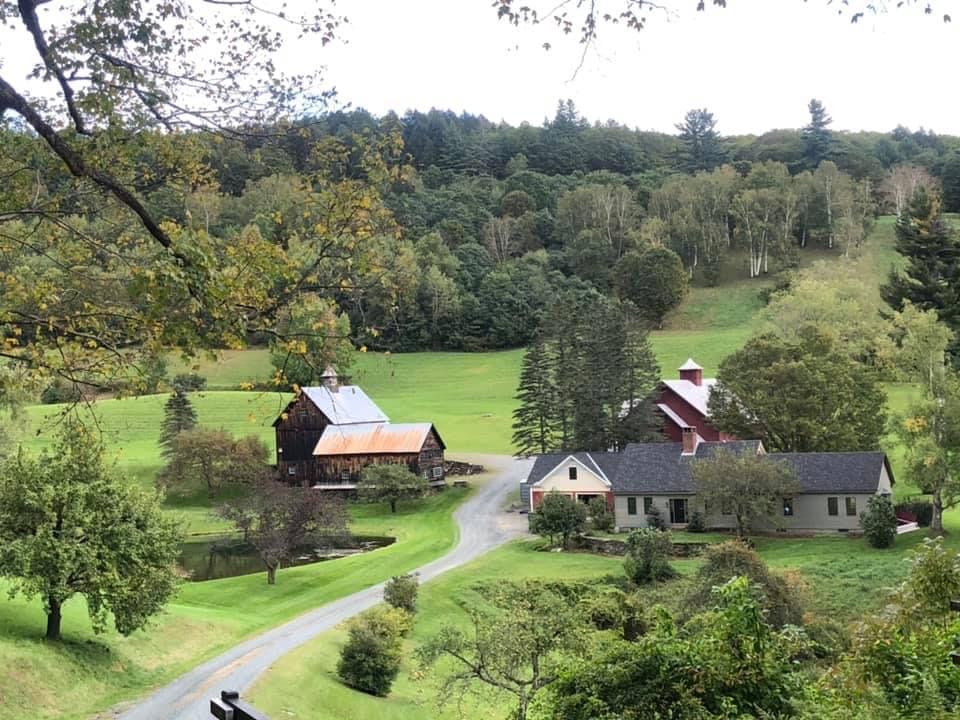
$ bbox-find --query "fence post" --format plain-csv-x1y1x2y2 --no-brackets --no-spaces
210,690,272,720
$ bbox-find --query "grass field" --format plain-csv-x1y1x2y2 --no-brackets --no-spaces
0,485,474,720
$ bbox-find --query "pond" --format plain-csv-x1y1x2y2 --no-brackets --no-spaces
178,534,395,581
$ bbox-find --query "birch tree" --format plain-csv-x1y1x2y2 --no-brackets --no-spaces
882,164,938,219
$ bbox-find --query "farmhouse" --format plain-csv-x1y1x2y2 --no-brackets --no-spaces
273,367,445,488
520,433,895,533
657,358,734,442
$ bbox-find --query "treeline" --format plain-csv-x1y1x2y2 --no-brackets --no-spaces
5,99,959,362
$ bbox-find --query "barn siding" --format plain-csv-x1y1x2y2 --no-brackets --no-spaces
275,395,330,484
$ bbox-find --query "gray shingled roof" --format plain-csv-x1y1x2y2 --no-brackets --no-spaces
613,440,762,494
767,452,890,494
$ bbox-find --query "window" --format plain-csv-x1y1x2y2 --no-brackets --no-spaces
340,470,351,481
287,466,297,476
721,498,733,515
627,497,638,516
845,497,857,516
643,497,653,515
827,497,838,516
568,466,578,480
783,497,794,517
432,466,444,479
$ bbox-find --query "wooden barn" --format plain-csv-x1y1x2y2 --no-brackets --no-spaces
273,367,446,488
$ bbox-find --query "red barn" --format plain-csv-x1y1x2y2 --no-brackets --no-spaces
657,358,735,442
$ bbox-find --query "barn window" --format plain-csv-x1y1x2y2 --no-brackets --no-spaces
340,470,351,481
568,466,577,480
432,466,443,479
845,497,857,516
287,466,297,476
783,498,794,517
827,497,838,516
627,497,637,516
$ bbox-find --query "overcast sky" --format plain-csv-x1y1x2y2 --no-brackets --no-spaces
3,1,958,136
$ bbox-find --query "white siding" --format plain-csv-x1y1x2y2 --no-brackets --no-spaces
536,457,609,494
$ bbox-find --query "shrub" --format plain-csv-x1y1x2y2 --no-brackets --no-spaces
530,492,587,549
687,540,803,628
645,503,666,531
171,373,207,393
624,529,677,585
894,499,933,528
40,378,82,405
687,510,705,533
587,497,614,533
337,605,411,696
384,574,419,615
861,495,897,549
803,618,851,660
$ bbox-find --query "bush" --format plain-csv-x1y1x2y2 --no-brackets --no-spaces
588,497,614,533
40,378,82,405
530,492,587,549
171,373,206,393
687,510,705,533
687,540,803,628
894,498,933,528
337,605,412,696
803,618,851,660
861,495,897,549
645,503,666,531
624,529,677,585
384,574,419,615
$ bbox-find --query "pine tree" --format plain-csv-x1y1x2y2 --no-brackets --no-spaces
802,99,833,170
159,390,198,457
511,342,558,456
881,187,960,345
675,108,726,174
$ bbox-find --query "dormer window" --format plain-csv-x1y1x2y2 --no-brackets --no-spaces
568,466,577,480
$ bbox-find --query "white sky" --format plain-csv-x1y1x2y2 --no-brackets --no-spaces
3,0,959,135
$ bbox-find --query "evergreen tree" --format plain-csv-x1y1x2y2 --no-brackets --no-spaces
940,151,960,213
159,389,198,457
512,342,559,456
675,108,726,174
802,99,833,170
881,187,960,353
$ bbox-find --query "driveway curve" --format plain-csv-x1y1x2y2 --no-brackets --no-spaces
115,457,531,720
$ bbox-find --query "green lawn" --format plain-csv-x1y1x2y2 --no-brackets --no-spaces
0,487,472,719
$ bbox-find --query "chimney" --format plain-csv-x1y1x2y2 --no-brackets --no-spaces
320,365,340,393
681,427,699,455
678,358,703,387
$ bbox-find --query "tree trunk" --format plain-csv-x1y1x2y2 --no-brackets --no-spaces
267,564,277,585
390,499,397,513
46,598,62,641
930,491,945,536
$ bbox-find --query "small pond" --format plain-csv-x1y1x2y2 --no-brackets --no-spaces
178,534,395,581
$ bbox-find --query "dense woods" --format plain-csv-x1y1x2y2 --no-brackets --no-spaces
5,97,960,391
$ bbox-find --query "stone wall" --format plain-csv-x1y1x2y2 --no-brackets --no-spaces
573,535,708,558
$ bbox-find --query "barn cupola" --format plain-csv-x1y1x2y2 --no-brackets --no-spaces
678,358,703,386
320,365,340,393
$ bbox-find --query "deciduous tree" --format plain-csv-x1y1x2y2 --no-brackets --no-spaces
358,463,430,514
219,476,348,584
529,492,587,549
0,420,181,640
612,247,688,326
692,449,800,538
158,428,270,497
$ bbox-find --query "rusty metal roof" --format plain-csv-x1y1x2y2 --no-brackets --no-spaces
312,422,435,456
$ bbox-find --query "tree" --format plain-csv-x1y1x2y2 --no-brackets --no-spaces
269,295,354,389
158,428,269,497
708,329,888,452
623,529,677,584
159,389,198,457
861,495,898,549
0,1,389,407
881,164,938,219
893,373,960,535
941,151,960,213
384,574,419,613
337,605,411,697
692,449,800,538
612,248,688,327
587,497,614,533
512,342,558,456
0,420,181,640
881,187,960,352
219,476,347,584
675,108,726,173
529,492,587,549
358,463,430,513
802,99,833,170
418,580,586,720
